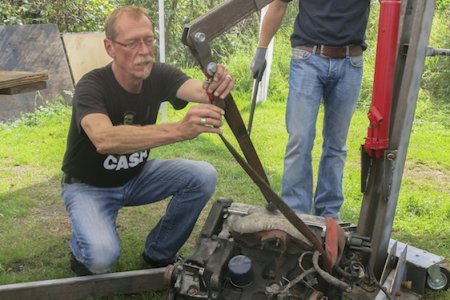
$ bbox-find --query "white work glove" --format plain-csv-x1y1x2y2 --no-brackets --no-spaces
250,47,267,81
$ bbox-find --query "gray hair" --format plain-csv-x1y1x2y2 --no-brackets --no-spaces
105,5,152,40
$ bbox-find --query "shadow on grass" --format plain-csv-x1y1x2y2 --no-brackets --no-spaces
0,175,171,299
0,175,70,283
0,134,286,299
1,169,449,299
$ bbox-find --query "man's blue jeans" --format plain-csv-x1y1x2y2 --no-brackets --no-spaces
61,158,216,273
281,48,363,218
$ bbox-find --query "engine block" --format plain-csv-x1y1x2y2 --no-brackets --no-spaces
167,199,376,300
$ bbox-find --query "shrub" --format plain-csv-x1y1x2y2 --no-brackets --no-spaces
0,0,117,32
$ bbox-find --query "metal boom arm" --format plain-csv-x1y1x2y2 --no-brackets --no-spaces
181,0,325,253
182,0,272,46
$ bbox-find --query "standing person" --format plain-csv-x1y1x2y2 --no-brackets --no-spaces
61,5,235,275
251,0,370,218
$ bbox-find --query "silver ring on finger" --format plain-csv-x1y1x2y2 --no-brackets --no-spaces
200,117,207,125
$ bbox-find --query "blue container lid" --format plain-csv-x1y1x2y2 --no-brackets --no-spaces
228,255,254,287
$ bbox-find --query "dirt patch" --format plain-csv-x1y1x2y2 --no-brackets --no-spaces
32,204,71,236
404,162,450,193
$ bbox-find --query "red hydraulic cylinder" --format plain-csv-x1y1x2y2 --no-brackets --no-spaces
364,0,401,158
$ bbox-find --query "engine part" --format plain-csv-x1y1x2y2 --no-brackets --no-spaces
169,199,373,300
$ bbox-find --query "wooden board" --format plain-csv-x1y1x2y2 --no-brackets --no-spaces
0,24,73,122
0,70,49,94
62,32,112,84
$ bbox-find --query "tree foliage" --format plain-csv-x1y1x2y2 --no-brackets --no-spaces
0,0,116,31
0,0,261,65
1,0,448,115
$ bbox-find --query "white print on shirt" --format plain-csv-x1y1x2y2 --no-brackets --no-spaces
103,150,149,171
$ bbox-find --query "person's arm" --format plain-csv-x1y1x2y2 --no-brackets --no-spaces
251,0,289,79
81,65,234,155
176,64,234,103
258,0,289,48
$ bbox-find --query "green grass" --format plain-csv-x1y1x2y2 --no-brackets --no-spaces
0,91,448,299
0,3,449,296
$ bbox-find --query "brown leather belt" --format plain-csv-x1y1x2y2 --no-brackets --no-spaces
297,44,363,58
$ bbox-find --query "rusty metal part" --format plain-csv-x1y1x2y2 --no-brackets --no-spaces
221,96,271,185
324,217,346,272
184,28,271,187
182,0,274,186
182,0,272,46
219,133,324,253
257,229,289,252
181,0,326,253
247,78,260,136
308,290,326,300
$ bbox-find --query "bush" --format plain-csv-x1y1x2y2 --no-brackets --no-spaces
437,0,450,10
1,0,448,121
0,0,117,32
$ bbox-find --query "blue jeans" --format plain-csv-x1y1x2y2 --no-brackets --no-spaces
61,158,216,273
281,48,363,218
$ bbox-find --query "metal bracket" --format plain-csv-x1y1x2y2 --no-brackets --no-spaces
376,239,446,299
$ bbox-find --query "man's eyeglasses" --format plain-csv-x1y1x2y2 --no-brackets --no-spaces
111,37,156,50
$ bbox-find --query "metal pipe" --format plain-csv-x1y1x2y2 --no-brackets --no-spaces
312,251,351,292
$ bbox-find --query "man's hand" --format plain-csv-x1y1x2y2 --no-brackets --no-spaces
202,64,235,100
179,103,225,138
250,47,267,80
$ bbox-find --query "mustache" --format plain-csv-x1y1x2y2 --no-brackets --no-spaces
134,56,153,65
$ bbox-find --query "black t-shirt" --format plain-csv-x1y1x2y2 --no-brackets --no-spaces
285,0,371,49
61,63,189,187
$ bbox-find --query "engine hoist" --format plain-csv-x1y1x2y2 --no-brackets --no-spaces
1,0,449,299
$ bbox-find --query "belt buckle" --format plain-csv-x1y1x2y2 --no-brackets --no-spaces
345,45,350,57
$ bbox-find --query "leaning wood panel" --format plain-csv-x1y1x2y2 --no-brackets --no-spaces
0,24,73,122
62,32,112,84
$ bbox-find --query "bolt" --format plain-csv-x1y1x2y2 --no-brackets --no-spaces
187,286,198,296
387,152,396,160
206,62,217,76
402,280,412,289
194,32,206,42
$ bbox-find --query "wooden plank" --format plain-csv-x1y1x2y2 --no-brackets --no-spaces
0,268,168,300
0,24,73,122
62,32,112,84
0,81,47,95
0,71,48,89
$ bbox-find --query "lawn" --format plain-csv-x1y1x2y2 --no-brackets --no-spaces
0,93,448,299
